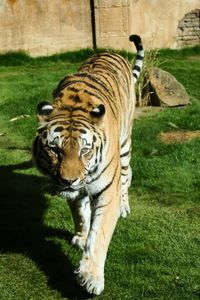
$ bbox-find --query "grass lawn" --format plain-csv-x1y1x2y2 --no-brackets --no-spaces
0,47,199,300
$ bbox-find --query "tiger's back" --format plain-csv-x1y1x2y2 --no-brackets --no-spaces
53,52,135,140
33,35,144,295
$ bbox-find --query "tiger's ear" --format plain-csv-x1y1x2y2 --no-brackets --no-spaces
37,101,54,123
90,104,105,119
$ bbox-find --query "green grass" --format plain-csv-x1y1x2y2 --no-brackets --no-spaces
0,47,200,299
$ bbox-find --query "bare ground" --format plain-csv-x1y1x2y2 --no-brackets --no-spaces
135,106,200,144
160,130,200,144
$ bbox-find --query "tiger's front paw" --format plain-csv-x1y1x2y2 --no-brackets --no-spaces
71,235,87,250
75,256,104,295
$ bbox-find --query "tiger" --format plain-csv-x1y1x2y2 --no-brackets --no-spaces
32,34,144,295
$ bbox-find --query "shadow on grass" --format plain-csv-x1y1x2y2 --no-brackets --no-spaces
0,159,91,299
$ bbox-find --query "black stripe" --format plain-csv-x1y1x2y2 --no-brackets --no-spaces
98,55,123,73
56,80,116,119
68,113,92,124
99,142,103,163
121,165,129,170
137,45,143,51
83,88,117,120
74,73,113,98
121,137,128,148
59,105,89,113
54,76,69,97
120,151,130,158
83,89,103,101
97,55,131,88
93,62,126,107
95,146,99,164
93,200,112,214
136,54,144,60
33,138,51,174
88,70,119,118
89,154,115,181
48,119,70,127
97,60,130,98
37,126,46,134
72,118,92,128
63,80,111,103
70,127,87,133
84,88,117,120
54,126,64,132
113,53,131,73
101,53,130,73
67,86,80,93
93,67,116,97
121,172,127,176
69,94,82,103
107,53,132,85
92,162,119,199
32,135,39,156
49,114,92,128
133,65,141,72
81,70,118,118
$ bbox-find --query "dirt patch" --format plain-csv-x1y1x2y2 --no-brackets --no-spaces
160,130,200,144
187,56,200,61
135,106,163,119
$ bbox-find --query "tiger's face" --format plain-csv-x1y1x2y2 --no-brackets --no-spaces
33,100,106,199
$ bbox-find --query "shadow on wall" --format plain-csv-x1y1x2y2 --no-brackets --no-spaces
0,159,90,299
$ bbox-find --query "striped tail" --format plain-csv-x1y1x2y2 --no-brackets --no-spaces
129,34,144,83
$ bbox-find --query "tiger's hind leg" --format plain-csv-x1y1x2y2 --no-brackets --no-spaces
120,140,132,218
120,164,132,218
68,196,91,250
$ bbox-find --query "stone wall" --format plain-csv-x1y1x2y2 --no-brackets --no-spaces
0,0,199,56
177,9,200,47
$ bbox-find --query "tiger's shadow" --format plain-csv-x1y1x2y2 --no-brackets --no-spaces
0,158,91,299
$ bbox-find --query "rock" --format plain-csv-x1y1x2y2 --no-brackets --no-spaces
148,67,190,107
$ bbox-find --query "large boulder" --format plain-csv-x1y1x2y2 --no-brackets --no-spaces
148,67,190,107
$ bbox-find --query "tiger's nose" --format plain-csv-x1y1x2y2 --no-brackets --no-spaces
60,178,79,187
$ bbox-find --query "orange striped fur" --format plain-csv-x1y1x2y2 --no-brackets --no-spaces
33,35,144,295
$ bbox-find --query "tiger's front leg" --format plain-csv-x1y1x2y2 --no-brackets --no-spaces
68,196,91,250
75,177,121,295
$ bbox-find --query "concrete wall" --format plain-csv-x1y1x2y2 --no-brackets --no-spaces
0,0,199,56
0,0,93,56
94,0,200,51
129,0,200,50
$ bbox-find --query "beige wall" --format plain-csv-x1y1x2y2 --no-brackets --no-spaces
0,0,199,56
0,0,92,56
95,0,200,51
129,0,200,50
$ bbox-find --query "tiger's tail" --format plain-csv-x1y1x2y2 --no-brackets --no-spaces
129,34,144,84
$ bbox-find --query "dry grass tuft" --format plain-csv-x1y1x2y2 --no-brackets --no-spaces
160,130,200,144
135,48,161,107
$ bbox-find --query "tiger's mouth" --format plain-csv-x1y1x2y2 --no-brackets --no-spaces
52,176,86,198
56,182,85,193
61,186,80,192
57,184,87,200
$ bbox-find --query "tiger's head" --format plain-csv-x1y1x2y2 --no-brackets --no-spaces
33,93,106,199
